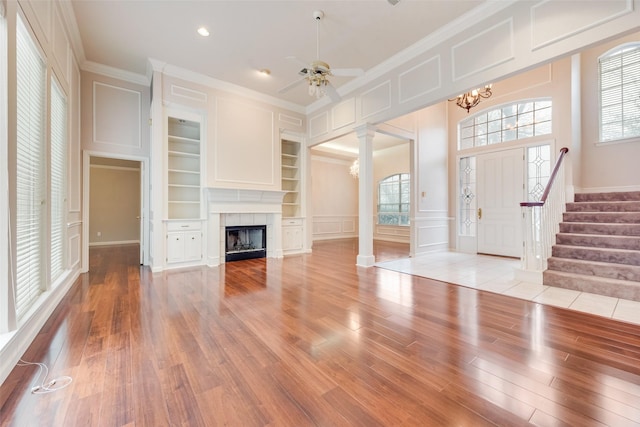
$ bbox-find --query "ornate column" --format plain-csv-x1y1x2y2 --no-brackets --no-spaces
356,124,376,267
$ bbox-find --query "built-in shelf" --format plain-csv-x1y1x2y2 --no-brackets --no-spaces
168,116,201,220
281,139,301,218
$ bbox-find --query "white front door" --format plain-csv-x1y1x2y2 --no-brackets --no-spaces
477,148,524,258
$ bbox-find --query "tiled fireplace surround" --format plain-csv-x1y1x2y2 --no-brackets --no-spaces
206,188,286,266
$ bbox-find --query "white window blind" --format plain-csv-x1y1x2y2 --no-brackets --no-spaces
599,44,640,142
15,16,46,320
50,78,67,283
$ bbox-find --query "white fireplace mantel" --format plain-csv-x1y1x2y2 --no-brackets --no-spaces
206,188,286,212
205,188,286,266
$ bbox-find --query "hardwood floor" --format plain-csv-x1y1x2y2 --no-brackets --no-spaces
2,239,640,426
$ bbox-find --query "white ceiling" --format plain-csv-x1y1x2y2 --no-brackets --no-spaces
71,0,486,109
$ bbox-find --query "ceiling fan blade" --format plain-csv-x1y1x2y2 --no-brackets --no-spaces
278,76,308,94
325,83,341,102
285,56,311,69
331,68,364,77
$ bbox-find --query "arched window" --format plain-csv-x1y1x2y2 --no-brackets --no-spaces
378,173,410,226
599,43,640,142
458,99,552,150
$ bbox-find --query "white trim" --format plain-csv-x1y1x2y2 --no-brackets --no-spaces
89,240,139,247
82,151,150,272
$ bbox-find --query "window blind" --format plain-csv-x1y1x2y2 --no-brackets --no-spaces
15,16,46,320
50,78,67,283
599,45,640,142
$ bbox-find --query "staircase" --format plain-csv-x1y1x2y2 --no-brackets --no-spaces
543,191,640,301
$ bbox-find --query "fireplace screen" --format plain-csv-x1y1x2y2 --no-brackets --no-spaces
225,225,267,262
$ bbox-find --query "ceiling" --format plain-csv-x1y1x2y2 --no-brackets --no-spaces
71,0,486,109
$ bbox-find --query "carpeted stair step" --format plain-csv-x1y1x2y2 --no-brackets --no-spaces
547,257,640,282
559,222,640,236
552,244,640,266
575,191,640,202
562,211,640,224
555,233,640,250
543,270,640,301
565,201,640,212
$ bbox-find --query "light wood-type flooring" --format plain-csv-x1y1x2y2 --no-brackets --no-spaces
1,239,640,426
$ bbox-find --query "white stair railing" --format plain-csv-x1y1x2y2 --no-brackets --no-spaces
520,147,569,272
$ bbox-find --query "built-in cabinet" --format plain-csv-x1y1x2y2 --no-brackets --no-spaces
164,110,205,267
281,138,306,254
166,221,203,263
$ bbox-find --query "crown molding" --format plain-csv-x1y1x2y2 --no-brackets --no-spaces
159,62,306,114
81,60,149,86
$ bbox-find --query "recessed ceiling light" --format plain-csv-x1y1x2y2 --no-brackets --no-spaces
259,69,271,76
197,27,210,37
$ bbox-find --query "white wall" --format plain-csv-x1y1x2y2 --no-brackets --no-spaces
579,30,640,192
310,155,358,240
414,103,449,255
89,163,141,245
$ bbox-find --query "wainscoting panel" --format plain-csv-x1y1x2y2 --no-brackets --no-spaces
414,216,450,255
375,225,410,243
313,216,358,241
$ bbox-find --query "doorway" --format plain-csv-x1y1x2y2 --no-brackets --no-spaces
82,152,148,271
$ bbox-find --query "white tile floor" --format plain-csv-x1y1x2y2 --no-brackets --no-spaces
376,252,640,326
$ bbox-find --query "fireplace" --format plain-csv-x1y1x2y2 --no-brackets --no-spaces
225,225,267,262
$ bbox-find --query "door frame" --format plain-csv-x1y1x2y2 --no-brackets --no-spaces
455,139,555,256
81,150,150,272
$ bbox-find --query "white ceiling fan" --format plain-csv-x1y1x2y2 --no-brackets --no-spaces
278,10,364,102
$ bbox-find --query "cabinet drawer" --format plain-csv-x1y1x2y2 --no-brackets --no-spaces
166,221,201,231
282,218,302,226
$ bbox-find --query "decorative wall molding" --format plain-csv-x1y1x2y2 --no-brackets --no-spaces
331,98,357,131
361,81,392,119
170,84,208,103
309,112,330,138
399,56,441,104
531,0,634,51
92,82,142,148
451,18,514,82
279,113,303,128
312,215,358,240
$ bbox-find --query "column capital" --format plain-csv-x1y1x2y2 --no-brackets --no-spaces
354,124,377,140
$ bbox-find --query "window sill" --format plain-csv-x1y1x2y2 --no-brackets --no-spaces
596,136,640,146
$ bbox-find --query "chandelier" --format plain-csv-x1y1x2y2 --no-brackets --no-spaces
349,159,359,178
449,84,492,113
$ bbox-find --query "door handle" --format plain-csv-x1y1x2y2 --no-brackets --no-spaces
478,208,482,220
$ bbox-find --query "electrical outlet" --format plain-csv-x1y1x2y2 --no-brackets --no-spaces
97,231,101,237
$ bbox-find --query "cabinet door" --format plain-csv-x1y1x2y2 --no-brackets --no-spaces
167,232,185,263
184,231,202,261
283,226,303,251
